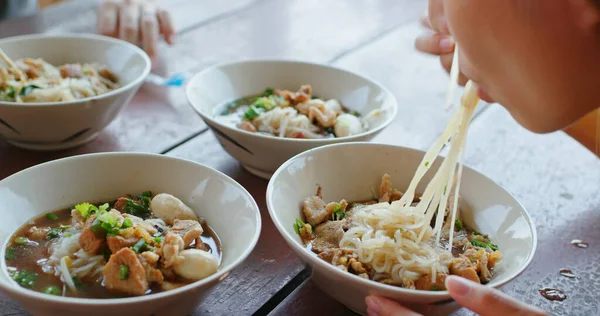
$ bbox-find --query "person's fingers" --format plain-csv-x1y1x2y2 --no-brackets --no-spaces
157,8,175,45
420,14,433,30
365,296,422,316
119,0,141,45
97,0,120,37
440,53,469,86
140,2,159,56
446,276,548,316
427,0,449,34
415,34,455,55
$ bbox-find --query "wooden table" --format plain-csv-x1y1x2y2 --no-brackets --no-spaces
1,1,599,315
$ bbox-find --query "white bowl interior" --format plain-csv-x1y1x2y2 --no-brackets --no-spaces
0,153,260,302
0,34,148,91
267,143,536,302
187,60,396,131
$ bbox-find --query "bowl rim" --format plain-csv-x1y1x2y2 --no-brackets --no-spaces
266,142,538,299
0,152,262,305
0,33,152,108
185,58,399,143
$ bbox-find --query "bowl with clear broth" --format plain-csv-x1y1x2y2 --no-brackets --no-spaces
186,59,398,179
0,153,261,316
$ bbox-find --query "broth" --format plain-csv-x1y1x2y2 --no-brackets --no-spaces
4,193,222,298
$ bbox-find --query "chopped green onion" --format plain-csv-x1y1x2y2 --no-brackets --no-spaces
14,237,30,245
468,257,475,263
43,285,61,295
119,265,129,280
98,203,110,212
443,185,447,194
331,204,346,221
424,162,430,167
19,84,41,96
12,270,38,288
431,286,439,291
141,191,152,198
132,239,147,253
121,218,133,229
293,218,306,235
46,213,58,220
470,239,498,251
5,248,15,260
350,110,361,117
454,220,463,231
153,237,162,244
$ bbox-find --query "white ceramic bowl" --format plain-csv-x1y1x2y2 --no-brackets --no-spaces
186,60,398,179
0,153,261,316
266,143,537,315
0,34,151,150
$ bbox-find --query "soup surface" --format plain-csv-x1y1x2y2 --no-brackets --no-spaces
4,192,221,298
215,84,383,139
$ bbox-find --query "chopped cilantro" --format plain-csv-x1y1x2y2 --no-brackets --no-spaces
431,286,439,291
47,228,62,240
5,248,15,260
350,110,361,117
424,162,430,167
12,270,37,288
74,202,98,219
122,198,151,218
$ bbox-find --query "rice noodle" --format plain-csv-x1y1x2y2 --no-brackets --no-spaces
339,80,481,283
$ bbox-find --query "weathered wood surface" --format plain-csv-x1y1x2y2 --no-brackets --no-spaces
0,0,423,179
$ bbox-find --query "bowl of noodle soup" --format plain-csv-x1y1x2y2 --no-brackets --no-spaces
0,33,151,151
186,59,398,179
0,153,261,316
266,142,537,315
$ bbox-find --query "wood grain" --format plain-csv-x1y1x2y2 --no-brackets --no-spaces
0,1,433,316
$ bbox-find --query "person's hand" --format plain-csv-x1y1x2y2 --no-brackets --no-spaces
96,0,175,57
415,0,494,102
365,275,548,316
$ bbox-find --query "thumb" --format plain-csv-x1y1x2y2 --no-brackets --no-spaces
365,296,422,316
445,276,547,316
